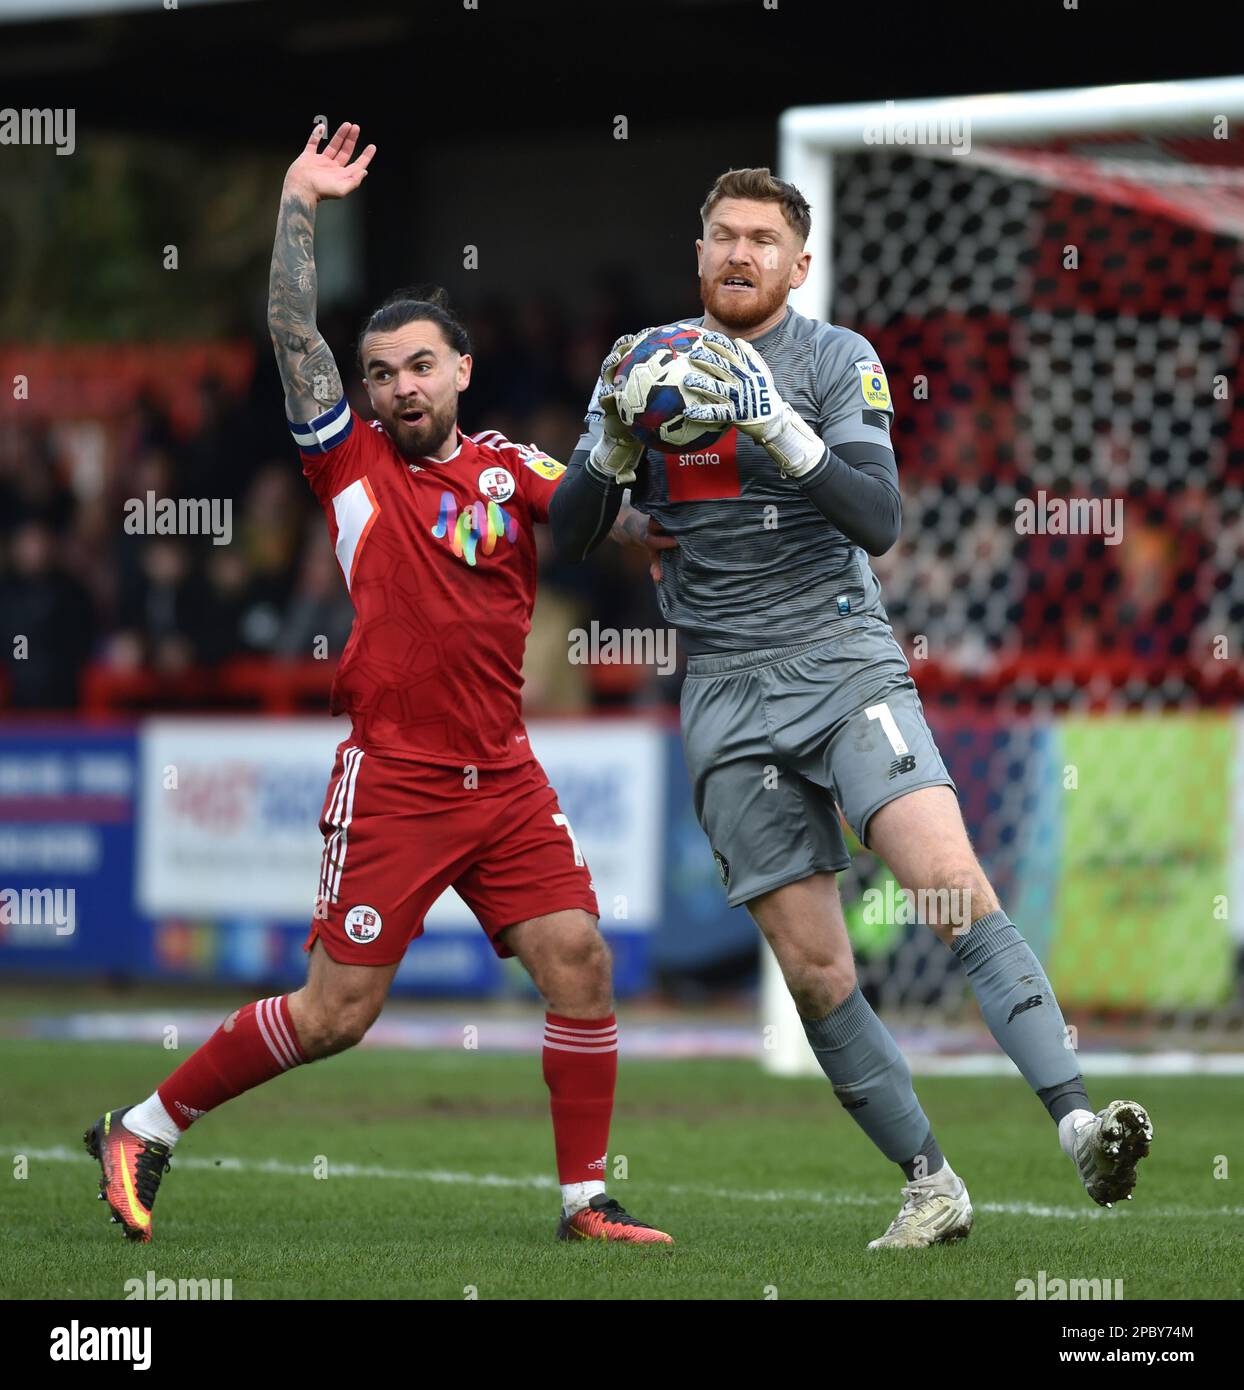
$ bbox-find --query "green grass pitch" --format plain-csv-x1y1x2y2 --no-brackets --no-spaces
3,1040,1241,1300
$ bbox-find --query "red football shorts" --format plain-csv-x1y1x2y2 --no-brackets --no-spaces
304,741,599,966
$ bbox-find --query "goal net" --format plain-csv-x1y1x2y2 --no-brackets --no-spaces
764,79,1244,1075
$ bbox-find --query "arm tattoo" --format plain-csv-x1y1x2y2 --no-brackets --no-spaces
267,191,344,421
610,505,646,548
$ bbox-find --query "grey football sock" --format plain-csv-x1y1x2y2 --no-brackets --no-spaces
803,984,944,1180
952,909,1090,1124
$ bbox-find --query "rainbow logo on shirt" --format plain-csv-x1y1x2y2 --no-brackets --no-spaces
432,493,519,567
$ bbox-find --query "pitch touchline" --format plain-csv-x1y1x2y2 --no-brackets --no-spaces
23,1144,1241,1221
42,1142,1244,1220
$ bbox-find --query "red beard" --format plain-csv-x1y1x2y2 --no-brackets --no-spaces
699,272,788,331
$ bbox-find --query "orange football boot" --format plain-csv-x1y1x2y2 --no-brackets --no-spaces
84,1106,173,1243
557,1195,673,1244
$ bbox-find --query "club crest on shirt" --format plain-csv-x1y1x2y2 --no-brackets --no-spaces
344,905,383,944
478,466,515,502
854,359,891,410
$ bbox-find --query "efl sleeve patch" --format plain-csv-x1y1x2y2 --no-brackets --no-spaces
521,454,566,481
853,359,892,411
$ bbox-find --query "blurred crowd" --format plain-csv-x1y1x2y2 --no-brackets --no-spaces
0,290,669,713
0,289,1240,713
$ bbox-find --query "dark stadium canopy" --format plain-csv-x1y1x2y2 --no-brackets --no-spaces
0,0,242,19
0,0,1238,144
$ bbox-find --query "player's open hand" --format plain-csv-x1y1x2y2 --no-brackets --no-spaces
642,516,677,583
612,509,677,583
600,328,656,390
594,329,655,454
284,121,376,203
681,333,778,439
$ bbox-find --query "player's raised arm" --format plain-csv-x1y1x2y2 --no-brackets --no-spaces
267,121,376,422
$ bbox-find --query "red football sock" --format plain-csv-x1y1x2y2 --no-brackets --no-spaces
542,1012,618,1184
157,996,307,1130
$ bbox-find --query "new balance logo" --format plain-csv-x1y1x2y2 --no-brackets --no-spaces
1007,994,1044,1024
834,1087,869,1112
888,754,917,779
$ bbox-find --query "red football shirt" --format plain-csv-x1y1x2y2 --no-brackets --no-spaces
290,397,567,767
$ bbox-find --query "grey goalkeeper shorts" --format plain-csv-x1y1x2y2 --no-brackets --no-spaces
679,619,956,907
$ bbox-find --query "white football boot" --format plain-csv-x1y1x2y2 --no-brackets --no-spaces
1069,1099,1153,1206
867,1166,973,1250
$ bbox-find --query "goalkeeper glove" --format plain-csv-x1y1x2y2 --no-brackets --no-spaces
682,331,827,479
586,329,653,486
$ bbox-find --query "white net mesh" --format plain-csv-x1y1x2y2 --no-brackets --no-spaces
822,131,1244,1039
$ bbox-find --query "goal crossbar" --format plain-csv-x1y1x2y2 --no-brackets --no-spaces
780,75,1244,320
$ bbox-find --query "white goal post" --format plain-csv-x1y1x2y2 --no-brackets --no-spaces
782,75,1244,322
762,76,1244,1077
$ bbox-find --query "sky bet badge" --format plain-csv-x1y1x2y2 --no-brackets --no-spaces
519,450,565,481
854,359,891,410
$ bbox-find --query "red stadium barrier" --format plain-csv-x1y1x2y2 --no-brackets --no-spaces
0,341,256,434
63,651,1244,718
80,659,333,716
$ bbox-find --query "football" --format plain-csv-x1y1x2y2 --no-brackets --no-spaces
612,324,728,454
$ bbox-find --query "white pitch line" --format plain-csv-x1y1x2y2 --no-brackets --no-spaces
22,1145,1244,1222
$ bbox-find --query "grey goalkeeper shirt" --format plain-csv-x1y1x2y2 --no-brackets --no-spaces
571,304,900,653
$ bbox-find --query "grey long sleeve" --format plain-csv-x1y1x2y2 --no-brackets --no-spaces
548,449,625,561
549,440,901,561
793,439,902,556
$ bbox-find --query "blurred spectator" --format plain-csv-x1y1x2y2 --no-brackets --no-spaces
236,463,302,612
1108,492,1209,661
113,537,200,674
0,421,77,536
116,388,178,461
111,446,178,626
873,491,1020,674
178,373,278,506
275,526,354,661
191,547,260,667
524,403,583,470
0,521,94,708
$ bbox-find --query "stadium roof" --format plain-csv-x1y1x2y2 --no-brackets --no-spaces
0,0,246,22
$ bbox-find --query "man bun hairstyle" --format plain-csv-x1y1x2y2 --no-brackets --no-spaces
357,285,471,367
700,167,812,244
